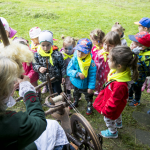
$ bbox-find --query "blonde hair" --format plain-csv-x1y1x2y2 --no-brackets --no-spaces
0,40,34,77
111,22,125,34
0,57,19,111
62,36,77,47
90,29,105,47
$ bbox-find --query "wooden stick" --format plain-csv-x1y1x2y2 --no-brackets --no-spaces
0,19,10,47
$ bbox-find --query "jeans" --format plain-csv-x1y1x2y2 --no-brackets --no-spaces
129,84,142,101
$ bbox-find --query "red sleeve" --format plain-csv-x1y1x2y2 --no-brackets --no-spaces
27,63,39,83
102,84,128,118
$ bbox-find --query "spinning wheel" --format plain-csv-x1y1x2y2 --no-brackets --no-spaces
70,113,102,150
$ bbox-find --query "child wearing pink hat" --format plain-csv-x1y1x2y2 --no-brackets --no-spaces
0,17,17,40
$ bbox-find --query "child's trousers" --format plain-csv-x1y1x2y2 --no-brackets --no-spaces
104,115,122,133
129,84,142,101
73,86,93,106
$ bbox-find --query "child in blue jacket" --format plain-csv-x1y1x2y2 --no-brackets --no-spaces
67,38,97,115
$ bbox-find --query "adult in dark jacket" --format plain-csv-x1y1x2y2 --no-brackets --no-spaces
0,57,69,150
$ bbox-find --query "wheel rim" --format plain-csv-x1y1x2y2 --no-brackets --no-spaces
70,113,102,150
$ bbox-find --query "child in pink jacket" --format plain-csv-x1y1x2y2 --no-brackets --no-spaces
90,29,105,60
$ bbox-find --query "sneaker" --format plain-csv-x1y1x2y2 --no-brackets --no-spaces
141,84,146,91
129,99,140,107
116,122,122,128
147,109,150,114
100,129,118,138
41,86,47,94
94,91,99,96
86,107,92,115
69,101,78,109
128,97,133,102
147,88,150,93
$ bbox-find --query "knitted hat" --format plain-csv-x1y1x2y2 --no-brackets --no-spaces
39,30,53,45
0,17,10,32
29,27,41,39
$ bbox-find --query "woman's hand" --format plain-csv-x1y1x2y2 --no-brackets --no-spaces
79,73,85,80
39,67,47,73
11,82,19,96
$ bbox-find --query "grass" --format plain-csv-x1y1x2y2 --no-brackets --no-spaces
2,0,150,149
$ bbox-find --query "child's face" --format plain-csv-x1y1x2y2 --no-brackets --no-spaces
31,37,39,45
41,41,52,53
130,41,141,50
103,42,115,52
138,25,148,32
108,55,116,69
64,44,74,55
77,50,89,59
90,35,98,46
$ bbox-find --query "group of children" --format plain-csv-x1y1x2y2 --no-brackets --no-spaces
1,16,150,139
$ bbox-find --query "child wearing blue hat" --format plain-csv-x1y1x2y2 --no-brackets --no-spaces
67,38,97,115
134,17,150,33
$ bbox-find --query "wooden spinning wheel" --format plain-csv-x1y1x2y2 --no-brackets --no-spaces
70,113,102,150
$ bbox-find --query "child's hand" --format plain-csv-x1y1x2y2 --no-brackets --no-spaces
87,89,93,94
79,73,85,80
62,78,65,84
39,67,47,73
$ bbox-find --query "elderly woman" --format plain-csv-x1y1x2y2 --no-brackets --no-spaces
0,56,71,150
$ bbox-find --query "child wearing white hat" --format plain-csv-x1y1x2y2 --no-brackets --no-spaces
32,30,66,94
29,27,41,52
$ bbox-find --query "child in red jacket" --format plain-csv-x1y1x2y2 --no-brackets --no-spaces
93,46,138,138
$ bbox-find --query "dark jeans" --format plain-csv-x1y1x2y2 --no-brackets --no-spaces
46,80,62,95
73,86,93,106
129,84,142,101
67,90,71,94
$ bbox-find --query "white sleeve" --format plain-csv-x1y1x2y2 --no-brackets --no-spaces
19,81,36,97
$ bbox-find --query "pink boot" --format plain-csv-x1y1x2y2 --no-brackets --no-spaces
141,79,147,91
147,80,150,93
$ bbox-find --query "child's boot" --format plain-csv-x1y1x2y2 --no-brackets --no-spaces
147,81,150,93
69,99,78,109
86,100,93,115
141,79,147,91
129,99,140,107
41,85,47,94
67,94,72,101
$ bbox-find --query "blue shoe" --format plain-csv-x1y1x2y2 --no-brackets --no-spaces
129,99,140,107
147,109,150,114
86,107,92,115
116,122,122,128
100,129,118,138
128,96,133,102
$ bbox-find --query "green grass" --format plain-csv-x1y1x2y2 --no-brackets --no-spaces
2,0,150,149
